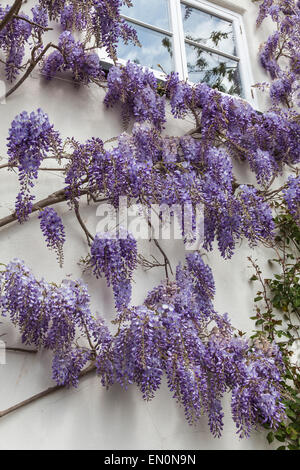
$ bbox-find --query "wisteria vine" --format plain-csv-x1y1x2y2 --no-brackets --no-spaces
0,0,299,444
0,255,286,437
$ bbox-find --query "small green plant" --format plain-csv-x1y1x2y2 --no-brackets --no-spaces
250,209,300,450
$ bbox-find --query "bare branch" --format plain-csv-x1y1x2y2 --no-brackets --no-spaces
14,15,53,31
147,220,173,279
0,187,87,229
6,347,37,354
4,42,54,100
0,363,96,419
74,203,95,246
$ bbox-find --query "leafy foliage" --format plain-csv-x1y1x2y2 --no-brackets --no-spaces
250,205,300,450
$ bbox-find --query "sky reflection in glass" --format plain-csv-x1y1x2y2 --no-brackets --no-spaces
117,22,173,74
185,44,242,96
181,4,236,56
121,0,171,31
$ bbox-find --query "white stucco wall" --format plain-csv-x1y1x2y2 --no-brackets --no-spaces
0,0,281,450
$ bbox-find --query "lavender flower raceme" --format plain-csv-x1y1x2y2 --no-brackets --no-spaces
90,229,137,311
256,0,300,105
0,0,137,88
7,109,61,222
0,259,110,387
0,257,286,437
0,5,32,81
104,61,166,129
283,176,300,224
103,254,286,437
42,31,104,84
0,1,297,441
38,208,66,266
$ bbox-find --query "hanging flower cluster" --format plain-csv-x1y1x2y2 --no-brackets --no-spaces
59,4,87,31
0,5,33,81
256,0,300,106
104,68,300,183
62,121,275,259
7,109,61,222
0,0,138,89
42,31,104,84
104,61,166,129
0,259,108,387
283,175,300,224
0,0,299,443
90,229,138,311
6,106,279,258
0,256,286,438
38,208,66,266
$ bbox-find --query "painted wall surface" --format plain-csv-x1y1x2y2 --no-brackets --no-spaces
0,0,281,450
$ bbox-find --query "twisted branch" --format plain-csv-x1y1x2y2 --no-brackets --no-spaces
0,187,87,229
0,0,22,32
0,362,96,419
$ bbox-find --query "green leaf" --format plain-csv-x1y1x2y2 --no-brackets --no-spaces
275,431,286,442
287,444,299,450
286,409,297,420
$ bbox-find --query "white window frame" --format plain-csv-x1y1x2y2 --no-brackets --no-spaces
99,0,257,107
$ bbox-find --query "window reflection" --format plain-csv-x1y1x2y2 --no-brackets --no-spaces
116,1,245,98
121,0,171,31
185,44,242,96
117,23,173,74
181,4,236,56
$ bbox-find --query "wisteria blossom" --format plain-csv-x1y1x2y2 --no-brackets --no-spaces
0,0,299,443
0,257,286,438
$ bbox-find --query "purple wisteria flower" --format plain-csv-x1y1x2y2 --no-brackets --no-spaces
7,109,61,222
0,257,286,436
42,31,104,84
0,5,32,81
283,176,300,224
257,0,300,104
39,0,138,58
90,229,138,311
38,208,66,266
60,4,87,31
0,259,110,387
105,61,166,129
104,254,286,437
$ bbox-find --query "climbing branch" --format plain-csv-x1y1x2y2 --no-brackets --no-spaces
0,362,96,419
147,220,173,279
0,0,22,32
0,187,87,229
74,203,95,246
4,42,55,99
6,347,37,354
14,15,53,31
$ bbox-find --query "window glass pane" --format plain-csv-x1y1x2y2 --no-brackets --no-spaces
185,44,242,96
181,4,236,56
121,0,171,31
117,22,173,74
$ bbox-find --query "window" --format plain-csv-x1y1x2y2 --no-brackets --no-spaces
180,3,241,96
115,0,255,104
118,0,174,75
